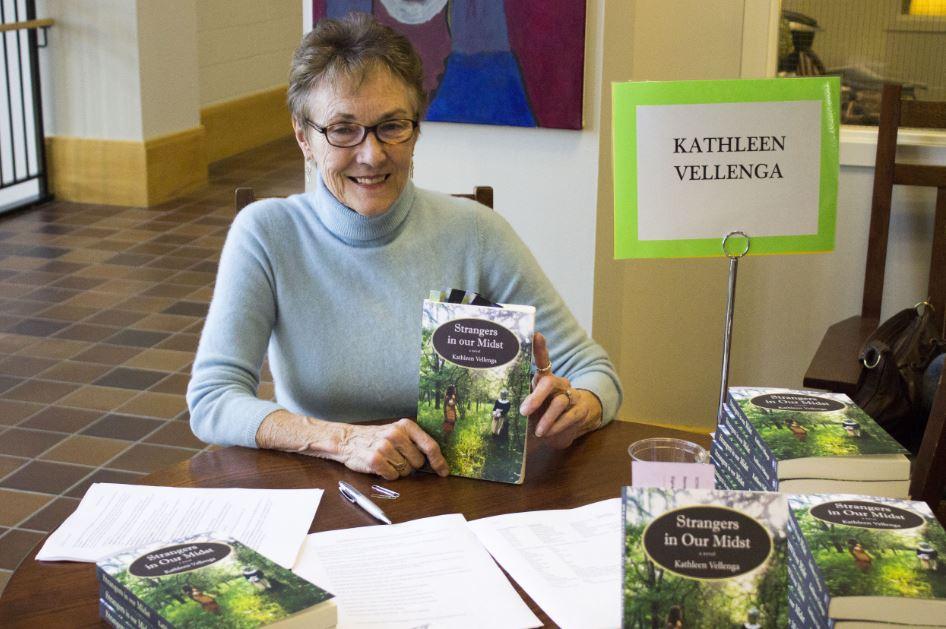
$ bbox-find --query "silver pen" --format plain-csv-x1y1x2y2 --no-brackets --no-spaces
338,481,392,524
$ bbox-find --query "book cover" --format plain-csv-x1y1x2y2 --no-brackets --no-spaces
788,494,946,625
416,298,534,484
622,487,789,628
728,387,909,480
96,532,336,628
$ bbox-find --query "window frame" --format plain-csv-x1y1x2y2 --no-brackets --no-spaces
743,0,946,167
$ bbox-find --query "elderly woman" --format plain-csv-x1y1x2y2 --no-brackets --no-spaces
187,13,622,481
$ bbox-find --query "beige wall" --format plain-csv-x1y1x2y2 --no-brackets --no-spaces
38,0,201,141
593,0,943,431
629,0,745,81
593,0,750,430
38,0,144,139
196,0,301,106
137,0,201,138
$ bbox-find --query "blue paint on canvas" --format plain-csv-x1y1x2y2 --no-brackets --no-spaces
426,52,535,127
327,0,370,18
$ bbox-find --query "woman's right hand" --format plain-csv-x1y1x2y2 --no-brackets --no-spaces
256,411,448,480
335,419,448,479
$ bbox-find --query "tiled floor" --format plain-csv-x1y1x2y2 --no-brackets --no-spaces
0,136,303,595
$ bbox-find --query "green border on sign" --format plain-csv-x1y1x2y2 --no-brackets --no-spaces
612,77,839,259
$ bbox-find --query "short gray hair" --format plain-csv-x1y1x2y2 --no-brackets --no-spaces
287,13,426,125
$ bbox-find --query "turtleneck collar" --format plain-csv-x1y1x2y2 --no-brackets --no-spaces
311,171,415,245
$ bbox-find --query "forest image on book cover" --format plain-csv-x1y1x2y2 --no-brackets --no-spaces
98,534,333,628
417,299,533,483
789,494,946,602
730,387,906,461
622,489,788,629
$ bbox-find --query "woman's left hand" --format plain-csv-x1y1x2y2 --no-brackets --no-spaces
519,332,603,449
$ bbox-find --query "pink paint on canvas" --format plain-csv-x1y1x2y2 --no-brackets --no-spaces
309,0,587,130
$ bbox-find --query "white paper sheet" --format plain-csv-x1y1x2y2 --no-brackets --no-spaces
293,513,541,629
468,498,622,629
36,483,322,568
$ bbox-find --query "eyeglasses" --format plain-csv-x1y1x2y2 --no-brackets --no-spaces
304,118,418,148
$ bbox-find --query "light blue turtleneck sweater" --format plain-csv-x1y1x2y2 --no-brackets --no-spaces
187,175,623,448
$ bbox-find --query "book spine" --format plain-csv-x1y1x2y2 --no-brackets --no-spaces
97,567,172,629
786,534,830,614
711,438,757,490
100,594,158,629
714,425,773,490
714,424,754,479
721,400,779,480
788,551,833,629
787,510,841,628
100,583,163,629
620,487,630,621
788,579,832,629
100,598,135,629
717,425,778,491
710,448,744,489
786,514,831,608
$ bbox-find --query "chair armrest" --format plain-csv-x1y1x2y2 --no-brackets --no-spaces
803,315,878,396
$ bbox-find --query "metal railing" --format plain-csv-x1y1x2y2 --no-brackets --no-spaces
0,0,51,215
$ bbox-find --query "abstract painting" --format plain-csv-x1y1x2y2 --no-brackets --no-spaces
310,0,587,129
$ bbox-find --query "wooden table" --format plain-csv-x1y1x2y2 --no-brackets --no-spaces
0,420,709,628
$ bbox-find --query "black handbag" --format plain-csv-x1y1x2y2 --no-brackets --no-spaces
853,302,945,453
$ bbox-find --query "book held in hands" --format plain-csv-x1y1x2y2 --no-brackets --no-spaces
415,291,534,484
96,532,336,628
712,387,910,497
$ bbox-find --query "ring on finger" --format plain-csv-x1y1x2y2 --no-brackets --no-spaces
536,361,552,374
391,461,407,472
562,388,576,407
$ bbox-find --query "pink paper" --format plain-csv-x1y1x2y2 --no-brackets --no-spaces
631,461,716,490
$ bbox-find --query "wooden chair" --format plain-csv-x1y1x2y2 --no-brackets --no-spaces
234,185,493,213
803,83,946,511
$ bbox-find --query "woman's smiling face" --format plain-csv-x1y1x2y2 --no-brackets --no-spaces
297,66,419,217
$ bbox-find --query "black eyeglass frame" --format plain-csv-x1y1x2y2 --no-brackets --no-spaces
303,118,419,148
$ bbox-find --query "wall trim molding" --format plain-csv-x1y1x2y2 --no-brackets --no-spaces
46,126,208,207
201,84,293,163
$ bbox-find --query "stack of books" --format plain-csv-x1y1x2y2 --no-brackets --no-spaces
96,532,336,628
712,387,910,497
787,493,946,628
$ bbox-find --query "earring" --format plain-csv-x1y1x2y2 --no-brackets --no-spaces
305,160,312,184
409,160,414,179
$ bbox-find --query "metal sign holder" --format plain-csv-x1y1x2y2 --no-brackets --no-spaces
717,231,750,423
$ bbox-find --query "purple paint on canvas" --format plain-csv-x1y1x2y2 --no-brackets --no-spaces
505,1,586,130
374,2,451,100
449,0,511,54
309,0,587,130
